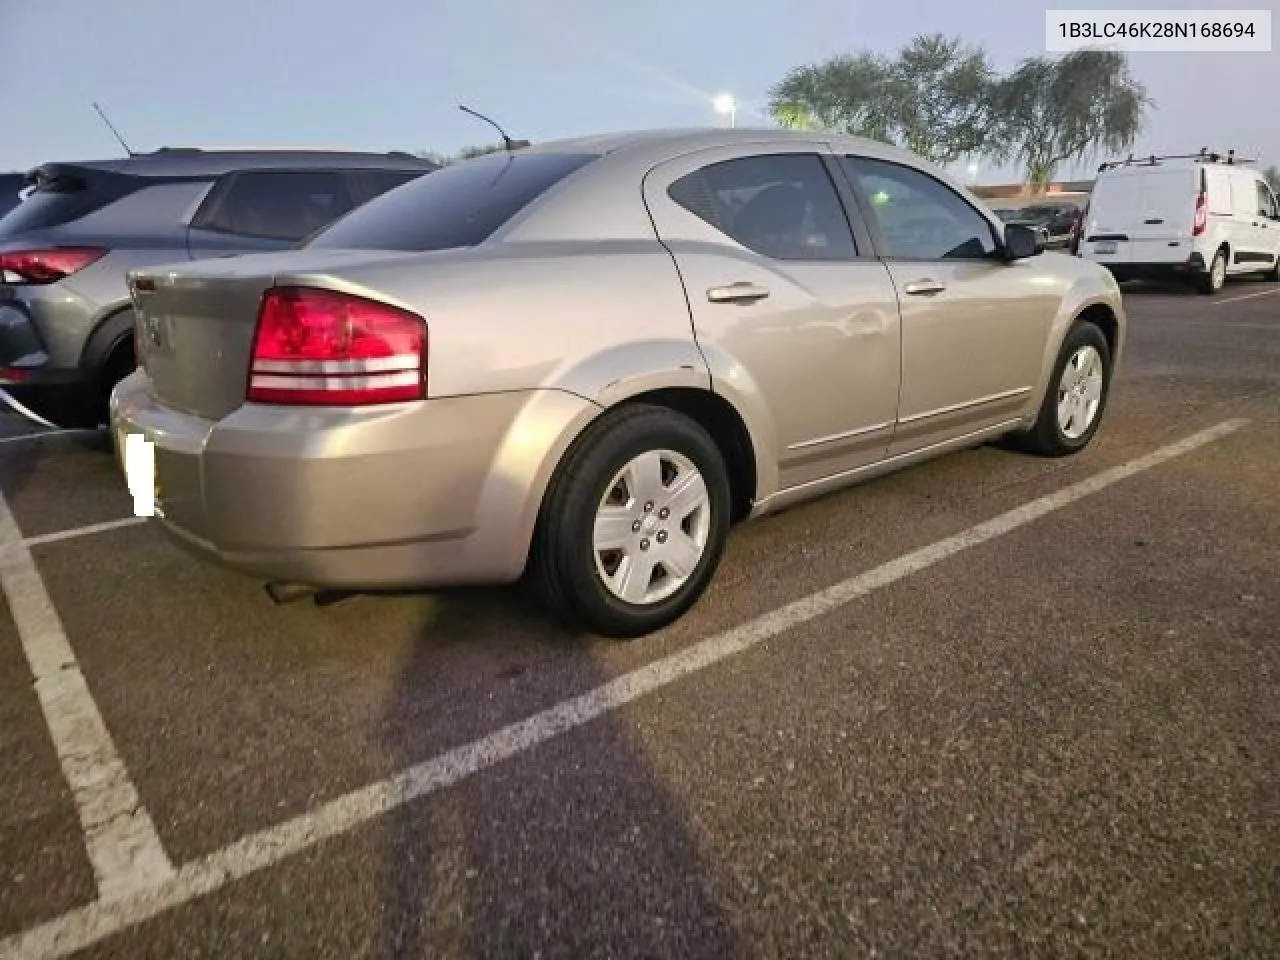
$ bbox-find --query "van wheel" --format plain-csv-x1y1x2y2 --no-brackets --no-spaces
1266,255,1280,282
530,404,731,638
1197,248,1227,294
1006,319,1112,458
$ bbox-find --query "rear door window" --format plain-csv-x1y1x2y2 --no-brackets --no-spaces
306,152,597,252
194,170,356,242
667,153,860,260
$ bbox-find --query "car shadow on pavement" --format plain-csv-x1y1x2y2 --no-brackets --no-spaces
375,586,756,959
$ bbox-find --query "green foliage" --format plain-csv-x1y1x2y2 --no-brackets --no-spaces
991,49,1151,190
770,35,996,165
770,36,1151,189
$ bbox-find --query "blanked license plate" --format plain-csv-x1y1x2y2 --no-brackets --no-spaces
122,432,158,517
1094,241,1118,255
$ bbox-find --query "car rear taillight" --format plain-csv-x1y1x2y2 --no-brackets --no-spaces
0,247,107,284
247,286,427,406
1192,192,1207,236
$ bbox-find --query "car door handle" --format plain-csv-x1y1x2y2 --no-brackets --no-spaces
707,282,770,304
1144,218,1164,224
902,278,946,296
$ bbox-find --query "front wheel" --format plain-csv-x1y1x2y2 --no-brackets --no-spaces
1007,320,1113,457
529,404,731,638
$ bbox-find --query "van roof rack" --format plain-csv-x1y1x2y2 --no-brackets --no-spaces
1098,148,1257,172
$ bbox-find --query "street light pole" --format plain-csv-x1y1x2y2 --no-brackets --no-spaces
713,94,736,128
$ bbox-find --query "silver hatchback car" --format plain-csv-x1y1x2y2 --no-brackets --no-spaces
112,128,1126,637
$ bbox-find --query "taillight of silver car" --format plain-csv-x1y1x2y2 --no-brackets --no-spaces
0,247,107,284
246,286,427,406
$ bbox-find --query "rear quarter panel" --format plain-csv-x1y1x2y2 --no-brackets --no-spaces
279,240,710,402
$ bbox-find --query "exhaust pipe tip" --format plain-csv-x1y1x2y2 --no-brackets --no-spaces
264,582,317,605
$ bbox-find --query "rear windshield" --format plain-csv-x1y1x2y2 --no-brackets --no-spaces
306,151,597,252
0,169,140,235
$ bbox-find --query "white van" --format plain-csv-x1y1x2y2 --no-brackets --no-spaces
1077,151,1280,294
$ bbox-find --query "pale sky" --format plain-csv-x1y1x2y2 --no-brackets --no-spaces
2,0,1276,183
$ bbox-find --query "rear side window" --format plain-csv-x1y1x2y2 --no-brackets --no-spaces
195,170,356,242
0,169,141,235
307,152,597,252
667,153,859,260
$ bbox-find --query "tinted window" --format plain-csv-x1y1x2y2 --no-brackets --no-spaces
307,152,597,252
668,154,858,260
346,169,428,206
842,156,998,259
196,170,356,242
0,170,141,235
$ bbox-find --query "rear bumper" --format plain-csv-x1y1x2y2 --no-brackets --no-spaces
1097,253,1208,282
109,371,601,590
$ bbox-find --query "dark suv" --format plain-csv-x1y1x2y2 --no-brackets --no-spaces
0,148,439,426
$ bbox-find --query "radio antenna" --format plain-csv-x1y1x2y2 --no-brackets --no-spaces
92,102,136,156
458,104,524,152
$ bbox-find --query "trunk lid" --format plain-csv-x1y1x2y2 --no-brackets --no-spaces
131,249,419,420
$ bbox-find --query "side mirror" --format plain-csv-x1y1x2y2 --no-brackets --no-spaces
1003,223,1043,260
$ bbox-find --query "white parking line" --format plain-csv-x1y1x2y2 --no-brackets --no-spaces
0,491,175,908
0,429,101,446
0,416,1251,959
1214,287,1280,305
22,518,148,549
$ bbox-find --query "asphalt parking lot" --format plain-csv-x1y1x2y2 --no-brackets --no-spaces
1,281,1277,959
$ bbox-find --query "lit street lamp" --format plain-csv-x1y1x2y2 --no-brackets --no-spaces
713,94,736,128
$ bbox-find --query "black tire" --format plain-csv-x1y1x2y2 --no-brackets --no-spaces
1266,255,1280,282
1006,319,1113,458
92,339,137,427
529,403,732,638
1196,247,1227,294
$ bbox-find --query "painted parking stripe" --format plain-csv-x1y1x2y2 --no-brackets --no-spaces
0,429,102,446
22,518,148,550
0,490,175,907
0,417,1251,960
1214,287,1280,305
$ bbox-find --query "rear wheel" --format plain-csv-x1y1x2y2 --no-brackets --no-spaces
1197,247,1227,294
93,339,137,426
1266,254,1280,282
1007,320,1112,457
529,404,731,638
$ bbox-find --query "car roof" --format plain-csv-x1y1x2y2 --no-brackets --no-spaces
22,147,439,180
519,126,922,166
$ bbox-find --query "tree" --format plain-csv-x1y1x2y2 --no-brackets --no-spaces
991,49,1151,191
769,51,894,142
888,35,997,164
769,34,997,166
414,143,507,166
